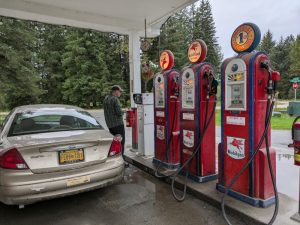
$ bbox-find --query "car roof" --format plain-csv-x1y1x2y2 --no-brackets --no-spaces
13,104,84,113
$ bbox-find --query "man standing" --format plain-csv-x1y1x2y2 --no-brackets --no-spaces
103,85,125,156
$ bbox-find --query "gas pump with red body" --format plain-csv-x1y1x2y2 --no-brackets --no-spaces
180,40,218,182
126,108,138,149
153,50,180,169
217,23,280,208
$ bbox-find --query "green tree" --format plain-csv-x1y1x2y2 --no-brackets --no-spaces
288,35,300,99
101,33,130,106
62,29,111,108
258,30,276,54
159,9,192,69
193,0,222,74
0,17,42,109
289,35,300,76
36,24,67,104
270,35,295,99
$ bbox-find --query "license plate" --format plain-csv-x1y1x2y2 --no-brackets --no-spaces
66,176,90,187
59,149,84,165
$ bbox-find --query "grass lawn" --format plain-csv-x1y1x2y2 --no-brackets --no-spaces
215,109,294,130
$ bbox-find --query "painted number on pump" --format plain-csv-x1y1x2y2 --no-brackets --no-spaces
227,136,245,160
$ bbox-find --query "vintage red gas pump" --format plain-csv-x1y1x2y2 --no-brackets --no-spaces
217,23,280,212
153,50,180,169
179,40,218,182
126,108,138,149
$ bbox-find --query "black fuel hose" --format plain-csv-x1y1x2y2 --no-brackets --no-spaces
171,96,216,201
263,99,279,225
221,95,279,225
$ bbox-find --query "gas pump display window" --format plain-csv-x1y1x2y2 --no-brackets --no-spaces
182,68,195,110
155,74,165,108
225,59,247,111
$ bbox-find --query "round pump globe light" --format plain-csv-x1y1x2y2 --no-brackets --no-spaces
231,23,261,53
188,39,207,63
159,50,174,70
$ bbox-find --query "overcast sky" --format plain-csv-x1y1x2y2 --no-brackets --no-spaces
209,0,300,58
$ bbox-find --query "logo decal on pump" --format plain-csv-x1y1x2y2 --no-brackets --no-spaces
231,23,261,53
157,125,165,140
159,50,174,70
187,40,207,63
227,136,245,159
183,130,194,148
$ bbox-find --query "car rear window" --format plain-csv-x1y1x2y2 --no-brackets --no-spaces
8,108,103,136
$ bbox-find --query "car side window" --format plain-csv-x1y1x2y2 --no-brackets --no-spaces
0,111,13,132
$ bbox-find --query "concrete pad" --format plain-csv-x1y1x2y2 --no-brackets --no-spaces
124,149,299,225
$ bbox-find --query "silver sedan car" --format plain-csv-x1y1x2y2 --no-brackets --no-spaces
0,104,124,207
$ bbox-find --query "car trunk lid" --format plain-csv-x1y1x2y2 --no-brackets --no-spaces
6,130,113,173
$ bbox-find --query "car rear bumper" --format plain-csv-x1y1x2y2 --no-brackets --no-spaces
0,156,124,205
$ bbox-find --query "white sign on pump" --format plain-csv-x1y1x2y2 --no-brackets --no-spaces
226,116,245,126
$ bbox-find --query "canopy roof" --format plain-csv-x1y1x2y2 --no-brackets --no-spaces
0,0,196,36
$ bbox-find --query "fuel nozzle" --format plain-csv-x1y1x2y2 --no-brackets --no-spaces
205,70,218,98
172,75,180,97
271,70,280,92
260,60,270,71
261,60,280,96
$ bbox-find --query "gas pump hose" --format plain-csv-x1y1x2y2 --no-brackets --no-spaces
221,95,279,225
154,73,218,202
171,96,216,201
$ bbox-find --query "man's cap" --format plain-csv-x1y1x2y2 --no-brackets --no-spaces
111,85,123,92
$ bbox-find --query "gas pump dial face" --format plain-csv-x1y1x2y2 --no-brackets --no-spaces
155,73,165,108
225,59,247,111
181,68,195,109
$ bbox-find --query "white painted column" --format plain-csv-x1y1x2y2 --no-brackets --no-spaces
129,31,141,107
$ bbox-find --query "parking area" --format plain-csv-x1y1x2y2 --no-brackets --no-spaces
0,110,296,225
0,166,251,225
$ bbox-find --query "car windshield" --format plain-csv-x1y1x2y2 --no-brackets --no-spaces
8,108,103,136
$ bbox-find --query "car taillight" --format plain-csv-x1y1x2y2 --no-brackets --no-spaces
108,135,122,157
0,148,28,170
